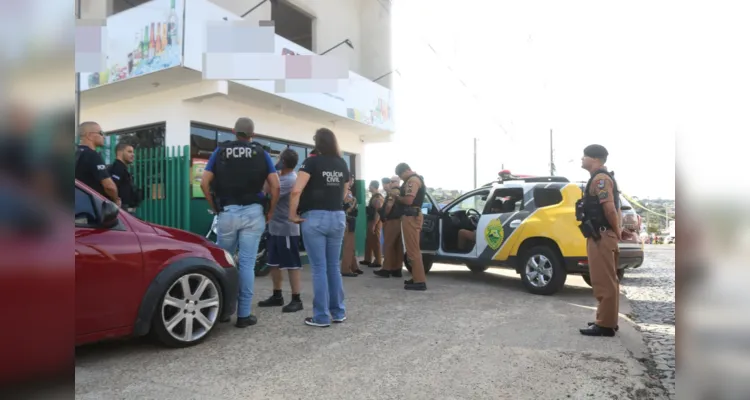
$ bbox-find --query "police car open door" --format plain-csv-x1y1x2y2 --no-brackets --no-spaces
420,193,441,252
474,188,529,261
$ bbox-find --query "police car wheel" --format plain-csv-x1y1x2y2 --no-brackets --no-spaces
616,268,625,281
151,272,223,348
582,273,593,287
520,246,567,295
404,253,433,274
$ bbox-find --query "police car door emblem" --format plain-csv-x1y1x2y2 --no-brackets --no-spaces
484,218,505,250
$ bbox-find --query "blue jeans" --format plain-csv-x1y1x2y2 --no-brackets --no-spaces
216,204,265,318
301,210,347,324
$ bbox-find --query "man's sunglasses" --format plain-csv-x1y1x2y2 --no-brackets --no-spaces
88,131,104,136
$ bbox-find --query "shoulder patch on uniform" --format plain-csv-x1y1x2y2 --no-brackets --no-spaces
597,179,605,189
598,190,609,200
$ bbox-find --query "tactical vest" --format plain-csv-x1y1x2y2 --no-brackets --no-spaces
212,140,268,207
366,193,382,221
576,169,620,230
400,174,426,207
382,190,403,220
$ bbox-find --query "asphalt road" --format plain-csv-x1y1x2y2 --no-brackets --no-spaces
76,262,667,400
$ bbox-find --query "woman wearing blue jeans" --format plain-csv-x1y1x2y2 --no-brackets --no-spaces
288,128,351,327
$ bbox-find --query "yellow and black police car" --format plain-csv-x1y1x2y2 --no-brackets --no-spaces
405,171,645,295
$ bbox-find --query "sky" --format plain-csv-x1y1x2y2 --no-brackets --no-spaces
362,0,682,199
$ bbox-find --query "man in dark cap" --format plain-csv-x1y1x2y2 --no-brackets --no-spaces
201,117,280,328
578,144,622,337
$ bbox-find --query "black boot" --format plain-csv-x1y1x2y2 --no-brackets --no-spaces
359,260,371,266
370,263,382,269
258,293,284,307
404,281,427,291
374,269,391,278
588,321,619,331
390,269,403,278
282,300,303,313
235,315,258,328
579,324,616,337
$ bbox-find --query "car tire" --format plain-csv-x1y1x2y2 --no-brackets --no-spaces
404,253,433,274
466,263,488,273
151,271,223,348
519,246,567,295
617,268,625,281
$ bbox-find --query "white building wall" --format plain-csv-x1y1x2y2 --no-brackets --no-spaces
80,82,364,154
357,0,393,88
207,0,394,83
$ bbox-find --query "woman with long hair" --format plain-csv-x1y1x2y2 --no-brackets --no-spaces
288,128,351,327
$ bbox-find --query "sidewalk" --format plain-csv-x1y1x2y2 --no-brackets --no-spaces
75,264,666,399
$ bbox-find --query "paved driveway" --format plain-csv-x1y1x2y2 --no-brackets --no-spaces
76,264,666,399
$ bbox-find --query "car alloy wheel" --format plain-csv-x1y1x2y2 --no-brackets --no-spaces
524,254,554,288
161,273,221,344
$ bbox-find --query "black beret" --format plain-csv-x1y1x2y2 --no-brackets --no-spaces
381,177,391,184
584,144,608,159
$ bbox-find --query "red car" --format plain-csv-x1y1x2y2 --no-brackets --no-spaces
75,180,238,348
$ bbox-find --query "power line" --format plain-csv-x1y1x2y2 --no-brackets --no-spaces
375,0,511,138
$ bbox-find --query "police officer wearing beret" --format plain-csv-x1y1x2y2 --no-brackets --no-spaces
577,144,622,337
200,117,280,328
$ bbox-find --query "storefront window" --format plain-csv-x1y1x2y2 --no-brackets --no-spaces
189,122,357,196
190,125,217,160
217,130,235,146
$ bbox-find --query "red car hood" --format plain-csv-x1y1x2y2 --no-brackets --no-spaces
149,223,215,247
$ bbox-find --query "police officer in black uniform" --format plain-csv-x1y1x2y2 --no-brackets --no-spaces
109,142,142,214
200,117,280,328
75,121,119,205
576,144,622,337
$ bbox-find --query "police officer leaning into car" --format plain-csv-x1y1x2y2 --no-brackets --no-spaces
577,144,623,337
200,117,280,329
109,142,143,214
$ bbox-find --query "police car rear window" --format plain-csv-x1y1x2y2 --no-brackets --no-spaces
533,188,563,208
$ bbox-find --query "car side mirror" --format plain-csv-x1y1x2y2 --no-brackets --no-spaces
100,200,120,228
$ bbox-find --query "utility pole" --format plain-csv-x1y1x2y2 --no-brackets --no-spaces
549,129,556,176
473,137,477,188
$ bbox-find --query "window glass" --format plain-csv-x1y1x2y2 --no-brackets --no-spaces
487,188,525,213
103,124,166,164
217,130,235,146
253,139,287,164
190,126,217,160
451,191,489,213
533,188,563,208
342,153,353,178
75,187,98,225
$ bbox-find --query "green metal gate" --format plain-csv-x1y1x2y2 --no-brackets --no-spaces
131,145,191,231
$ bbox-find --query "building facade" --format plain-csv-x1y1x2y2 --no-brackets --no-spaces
79,0,395,243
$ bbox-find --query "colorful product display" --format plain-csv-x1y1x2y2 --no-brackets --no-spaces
346,97,392,127
87,0,182,89
191,159,208,198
